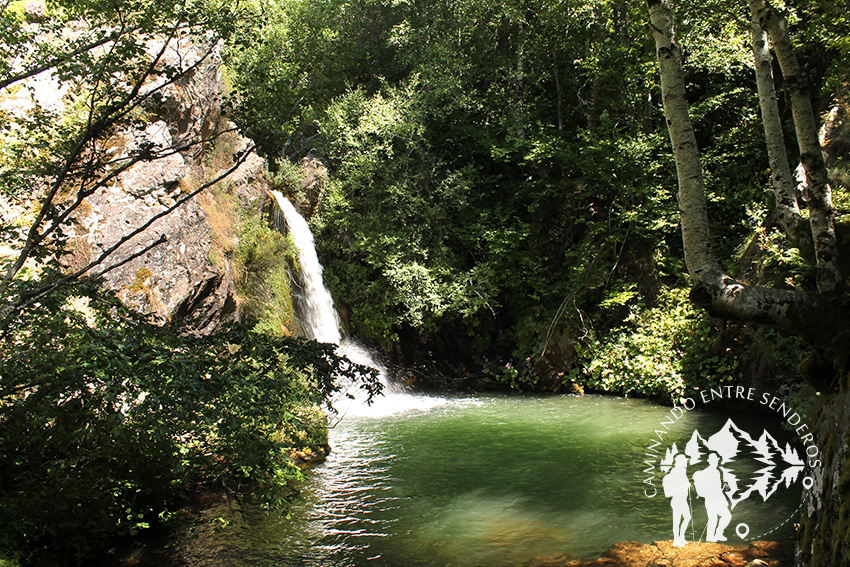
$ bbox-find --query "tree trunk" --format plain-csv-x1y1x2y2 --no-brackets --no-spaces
645,0,841,345
646,0,717,278
514,17,527,140
750,16,813,257
748,0,842,293
586,17,606,140
551,44,564,131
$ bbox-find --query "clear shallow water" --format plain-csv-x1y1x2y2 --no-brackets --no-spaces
235,394,802,567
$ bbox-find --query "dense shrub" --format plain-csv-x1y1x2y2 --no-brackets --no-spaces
575,288,738,404
0,287,378,563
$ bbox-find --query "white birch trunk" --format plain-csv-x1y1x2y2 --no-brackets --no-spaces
748,0,842,293
646,0,719,282
750,17,812,256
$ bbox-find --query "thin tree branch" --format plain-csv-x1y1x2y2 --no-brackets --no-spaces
0,32,123,93
0,144,258,328
83,22,130,135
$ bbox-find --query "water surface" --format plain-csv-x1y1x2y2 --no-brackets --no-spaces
234,394,802,567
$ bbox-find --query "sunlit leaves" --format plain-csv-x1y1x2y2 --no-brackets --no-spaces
0,286,379,559
578,288,739,404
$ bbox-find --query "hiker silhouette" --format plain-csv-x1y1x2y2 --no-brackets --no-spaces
692,452,732,542
662,453,691,546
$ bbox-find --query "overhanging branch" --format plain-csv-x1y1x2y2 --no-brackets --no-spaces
0,143,258,329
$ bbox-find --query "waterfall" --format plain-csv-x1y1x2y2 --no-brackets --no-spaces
270,191,445,417
271,192,341,344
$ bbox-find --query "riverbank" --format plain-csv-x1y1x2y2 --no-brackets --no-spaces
530,540,791,567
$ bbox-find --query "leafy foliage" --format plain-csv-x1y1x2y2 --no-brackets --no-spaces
233,212,299,336
576,288,738,404
224,0,811,381
0,286,378,562
254,2,847,403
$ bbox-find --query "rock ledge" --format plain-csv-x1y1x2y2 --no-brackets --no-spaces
529,540,791,567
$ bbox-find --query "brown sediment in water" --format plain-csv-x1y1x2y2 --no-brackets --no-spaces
529,540,792,567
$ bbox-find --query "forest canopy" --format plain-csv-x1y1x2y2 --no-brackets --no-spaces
228,0,848,395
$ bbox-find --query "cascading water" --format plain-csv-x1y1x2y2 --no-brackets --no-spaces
271,192,341,345
270,191,443,417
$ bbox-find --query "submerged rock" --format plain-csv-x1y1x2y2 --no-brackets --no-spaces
528,540,792,567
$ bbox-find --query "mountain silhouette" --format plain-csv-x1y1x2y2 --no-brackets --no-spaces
675,419,803,508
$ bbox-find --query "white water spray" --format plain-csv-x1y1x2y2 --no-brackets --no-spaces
270,191,444,417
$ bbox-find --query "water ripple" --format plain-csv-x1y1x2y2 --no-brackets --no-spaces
239,394,800,567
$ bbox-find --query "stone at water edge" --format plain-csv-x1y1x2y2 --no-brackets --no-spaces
285,444,332,467
527,540,792,567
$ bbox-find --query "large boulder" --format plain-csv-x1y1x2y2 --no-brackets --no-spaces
66,40,269,332
289,152,328,219
82,179,228,331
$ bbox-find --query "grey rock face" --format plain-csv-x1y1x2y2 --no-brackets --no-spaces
801,389,850,567
116,122,187,199
85,183,224,325
73,40,266,333
290,152,327,219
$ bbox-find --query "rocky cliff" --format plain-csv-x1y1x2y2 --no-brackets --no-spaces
799,387,850,566
62,40,271,333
